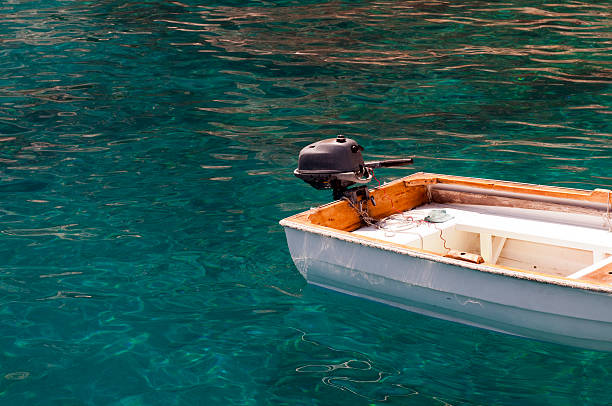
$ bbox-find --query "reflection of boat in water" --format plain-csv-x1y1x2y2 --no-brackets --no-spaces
280,136,612,351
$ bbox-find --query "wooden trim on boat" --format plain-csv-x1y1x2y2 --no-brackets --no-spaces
444,250,484,264
431,189,607,216
414,172,611,204
307,182,429,231
304,172,611,231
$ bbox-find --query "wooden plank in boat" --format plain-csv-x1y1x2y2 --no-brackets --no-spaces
307,182,428,231
429,173,611,204
369,184,428,220
579,262,612,284
444,250,484,264
307,200,362,232
431,189,604,216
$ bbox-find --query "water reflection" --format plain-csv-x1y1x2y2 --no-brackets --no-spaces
145,0,612,185
0,0,610,404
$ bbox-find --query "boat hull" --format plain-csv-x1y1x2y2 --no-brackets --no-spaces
284,226,612,351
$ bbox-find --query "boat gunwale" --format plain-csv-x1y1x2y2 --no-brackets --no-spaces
280,172,612,294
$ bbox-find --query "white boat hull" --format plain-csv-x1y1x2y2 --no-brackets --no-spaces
284,226,612,351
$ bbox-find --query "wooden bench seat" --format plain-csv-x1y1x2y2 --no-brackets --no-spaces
454,210,612,264
353,204,612,275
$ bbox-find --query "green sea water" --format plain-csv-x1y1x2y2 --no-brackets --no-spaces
0,0,611,404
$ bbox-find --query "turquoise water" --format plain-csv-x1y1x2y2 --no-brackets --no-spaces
0,0,611,404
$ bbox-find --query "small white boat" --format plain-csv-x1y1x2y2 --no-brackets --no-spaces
280,136,612,351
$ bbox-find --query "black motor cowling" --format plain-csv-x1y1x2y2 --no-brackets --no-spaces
294,135,414,199
294,135,370,191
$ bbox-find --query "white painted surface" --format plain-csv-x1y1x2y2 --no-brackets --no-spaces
355,204,612,256
351,206,457,248
281,206,612,351
455,209,612,255
480,232,493,263
353,203,612,274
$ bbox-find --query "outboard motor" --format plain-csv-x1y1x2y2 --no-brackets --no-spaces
294,135,414,201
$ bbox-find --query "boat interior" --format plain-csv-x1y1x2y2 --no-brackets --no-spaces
290,173,612,285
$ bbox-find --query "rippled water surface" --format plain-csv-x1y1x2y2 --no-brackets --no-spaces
0,0,611,404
